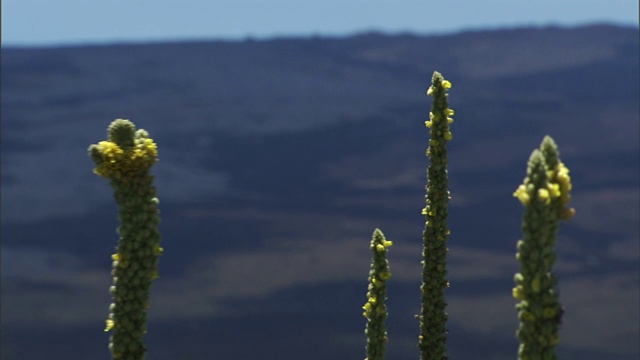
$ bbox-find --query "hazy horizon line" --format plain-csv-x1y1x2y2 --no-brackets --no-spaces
2,20,636,50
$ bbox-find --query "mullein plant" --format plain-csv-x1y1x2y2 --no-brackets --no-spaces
362,228,393,360
88,119,163,360
512,136,575,360
419,71,454,360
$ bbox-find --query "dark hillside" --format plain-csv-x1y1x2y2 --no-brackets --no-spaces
1,24,638,360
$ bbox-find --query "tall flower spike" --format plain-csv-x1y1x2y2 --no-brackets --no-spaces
89,119,162,360
512,136,574,360
363,229,392,360
419,71,454,360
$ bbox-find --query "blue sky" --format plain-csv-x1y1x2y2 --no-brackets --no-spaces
1,0,638,46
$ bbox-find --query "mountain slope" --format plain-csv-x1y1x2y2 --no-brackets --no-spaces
1,24,639,360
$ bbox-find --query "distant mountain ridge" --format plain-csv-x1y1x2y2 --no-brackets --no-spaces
1,24,638,360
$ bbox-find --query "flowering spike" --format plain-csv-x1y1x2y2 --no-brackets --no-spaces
363,228,392,360
420,71,454,360
89,119,162,360
513,136,574,360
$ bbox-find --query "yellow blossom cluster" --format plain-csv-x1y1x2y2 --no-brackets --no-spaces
425,76,454,148
513,160,575,220
425,109,455,129
550,162,575,219
426,79,452,96
362,230,392,319
91,136,158,180
513,184,532,205
363,295,387,318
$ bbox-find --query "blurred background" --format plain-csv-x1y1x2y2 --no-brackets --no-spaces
1,1,639,359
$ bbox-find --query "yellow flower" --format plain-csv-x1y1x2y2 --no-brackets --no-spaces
442,80,452,89
537,188,550,204
547,183,561,198
556,163,573,195
512,285,525,300
105,319,115,332
546,170,555,181
514,273,524,283
513,184,530,205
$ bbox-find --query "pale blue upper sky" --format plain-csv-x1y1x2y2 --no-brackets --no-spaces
2,0,638,47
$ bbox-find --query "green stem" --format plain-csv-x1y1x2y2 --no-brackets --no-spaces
89,119,162,360
419,71,454,360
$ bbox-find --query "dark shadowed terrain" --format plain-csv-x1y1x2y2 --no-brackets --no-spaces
1,24,639,360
